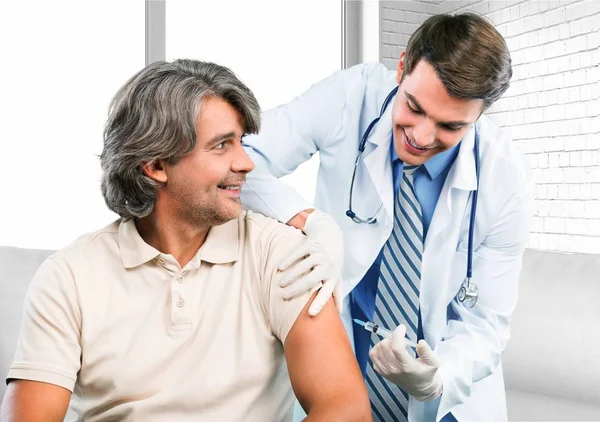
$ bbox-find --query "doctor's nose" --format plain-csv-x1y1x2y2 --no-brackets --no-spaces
412,120,436,147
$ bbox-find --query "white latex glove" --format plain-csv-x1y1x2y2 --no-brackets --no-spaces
278,210,344,316
369,324,443,401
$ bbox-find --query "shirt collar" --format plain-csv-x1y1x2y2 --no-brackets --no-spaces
195,218,239,265
390,136,460,180
119,217,239,269
119,219,161,269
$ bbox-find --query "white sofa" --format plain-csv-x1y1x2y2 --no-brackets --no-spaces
503,249,600,421
2,246,600,420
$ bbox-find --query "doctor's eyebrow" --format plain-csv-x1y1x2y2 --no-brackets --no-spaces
404,92,470,127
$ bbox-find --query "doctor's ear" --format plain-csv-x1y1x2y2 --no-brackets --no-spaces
141,160,168,183
396,51,406,84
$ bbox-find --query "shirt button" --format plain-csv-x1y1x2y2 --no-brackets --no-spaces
158,257,166,265
177,275,184,283
176,299,185,308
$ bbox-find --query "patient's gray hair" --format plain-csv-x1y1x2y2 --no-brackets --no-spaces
100,59,261,220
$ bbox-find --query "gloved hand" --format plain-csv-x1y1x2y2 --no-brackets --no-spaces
369,324,443,401
278,209,344,316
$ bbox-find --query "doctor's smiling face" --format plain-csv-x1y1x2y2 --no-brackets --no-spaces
391,52,484,166
390,13,512,166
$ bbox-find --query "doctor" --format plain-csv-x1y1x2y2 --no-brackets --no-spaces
241,12,533,422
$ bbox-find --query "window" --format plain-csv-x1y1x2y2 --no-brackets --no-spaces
166,0,341,206
0,0,340,249
0,1,144,249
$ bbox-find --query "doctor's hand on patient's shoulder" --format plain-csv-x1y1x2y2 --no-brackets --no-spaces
278,209,344,316
370,324,443,402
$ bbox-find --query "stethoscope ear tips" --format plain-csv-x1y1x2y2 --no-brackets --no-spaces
346,210,356,218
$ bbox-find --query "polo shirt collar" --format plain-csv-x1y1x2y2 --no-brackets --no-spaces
195,218,239,264
119,219,161,269
118,218,239,269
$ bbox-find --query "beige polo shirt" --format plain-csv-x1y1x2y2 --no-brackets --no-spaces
7,211,319,421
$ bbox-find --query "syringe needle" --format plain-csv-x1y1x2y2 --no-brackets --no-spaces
353,318,417,349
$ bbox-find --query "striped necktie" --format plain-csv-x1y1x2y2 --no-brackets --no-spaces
365,164,423,422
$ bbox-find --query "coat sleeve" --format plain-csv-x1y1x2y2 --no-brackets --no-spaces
435,150,535,420
241,63,386,223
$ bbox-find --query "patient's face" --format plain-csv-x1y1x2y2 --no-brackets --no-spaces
163,97,255,227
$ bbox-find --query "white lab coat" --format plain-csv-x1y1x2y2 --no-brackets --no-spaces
241,62,534,422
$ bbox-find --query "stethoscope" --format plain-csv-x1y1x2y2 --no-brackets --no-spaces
345,86,480,308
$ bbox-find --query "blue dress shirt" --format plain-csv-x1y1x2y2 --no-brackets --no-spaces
350,140,460,421
350,139,459,372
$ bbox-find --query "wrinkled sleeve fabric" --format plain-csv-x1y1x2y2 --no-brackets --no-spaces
250,214,323,343
7,257,82,392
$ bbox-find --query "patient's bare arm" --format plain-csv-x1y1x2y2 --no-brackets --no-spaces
285,294,371,422
1,379,71,422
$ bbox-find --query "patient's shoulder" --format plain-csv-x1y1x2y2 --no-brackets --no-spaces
243,210,305,245
47,220,121,274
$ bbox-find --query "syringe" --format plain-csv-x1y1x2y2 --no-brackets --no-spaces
353,319,418,349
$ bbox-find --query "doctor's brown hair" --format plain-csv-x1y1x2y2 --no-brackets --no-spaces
402,13,512,109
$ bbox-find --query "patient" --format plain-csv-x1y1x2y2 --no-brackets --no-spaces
1,59,370,422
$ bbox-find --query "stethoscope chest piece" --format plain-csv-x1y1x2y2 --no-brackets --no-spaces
458,277,479,308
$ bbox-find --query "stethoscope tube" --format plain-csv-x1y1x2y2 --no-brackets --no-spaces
346,86,398,224
467,132,480,280
458,129,480,308
346,86,481,308
359,87,398,153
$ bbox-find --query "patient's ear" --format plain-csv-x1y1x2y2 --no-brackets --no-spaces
141,160,168,183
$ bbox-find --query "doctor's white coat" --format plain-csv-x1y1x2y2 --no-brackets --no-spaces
241,62,534,422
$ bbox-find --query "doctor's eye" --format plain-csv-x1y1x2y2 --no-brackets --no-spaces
441,124,464,132
406,102,422,114
214,141,227,150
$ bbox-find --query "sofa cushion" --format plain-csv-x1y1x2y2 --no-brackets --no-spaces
506,389,600,421
0,246,54,402
503,249,600,412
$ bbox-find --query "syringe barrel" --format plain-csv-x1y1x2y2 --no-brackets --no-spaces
364,321,392,338
366,322,417,348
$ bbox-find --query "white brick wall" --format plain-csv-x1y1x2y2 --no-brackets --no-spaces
380,1,443,69
381,0,600,253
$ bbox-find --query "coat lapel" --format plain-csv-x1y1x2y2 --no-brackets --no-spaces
420,125,479,342
362,105,395,227
425,125,478,248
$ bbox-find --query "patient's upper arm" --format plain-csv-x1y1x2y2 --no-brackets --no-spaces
6,257,81,388
2,257,81,420
284,296,370,421
1,379,71,421
253,215,370,420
